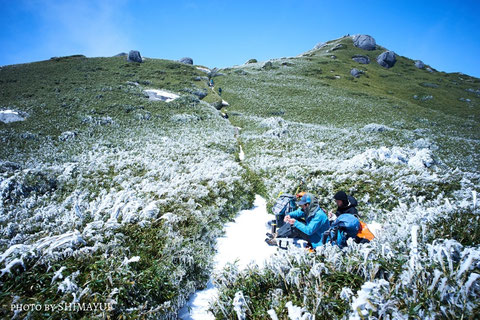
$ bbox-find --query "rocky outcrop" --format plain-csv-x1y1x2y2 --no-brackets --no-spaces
328,44,344,52
414,60,425,69
377,51,397,68
353,35,376,50
350,68,364,78
179,57,193,65
352,55,371,64
262,61,273,69
127,50,142,63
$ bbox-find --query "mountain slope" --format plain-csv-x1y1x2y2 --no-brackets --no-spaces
0,55,259,319
0,35,479,319
210,35,480,319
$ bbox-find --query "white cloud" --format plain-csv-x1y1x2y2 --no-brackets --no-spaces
25,0,135,58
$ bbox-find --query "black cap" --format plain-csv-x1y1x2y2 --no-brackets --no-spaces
334,191,348,204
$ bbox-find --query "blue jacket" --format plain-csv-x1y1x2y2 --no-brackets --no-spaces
289,207,330,248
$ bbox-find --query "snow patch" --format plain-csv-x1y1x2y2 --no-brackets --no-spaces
213,195,277,270
0,110,25,123
196,67,211,73
179,195,277,319
239,145,245,161
367,221,382,238
144,89,180,102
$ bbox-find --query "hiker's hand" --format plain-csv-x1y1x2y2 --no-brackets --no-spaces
287,218,296,225
284,215,291,222
328,210,334,219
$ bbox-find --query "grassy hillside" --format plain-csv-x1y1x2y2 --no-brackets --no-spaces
0,55,259,319
218,36,480,172
0,34,479,319
212,36,480,319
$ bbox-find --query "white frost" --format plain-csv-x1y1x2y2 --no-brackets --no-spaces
340,146,435,171
51,266,67,284
410,225,419,271
0,258,25,276
473,190,477,209
285,301,312,320
122,256,140,265
268,309,280,320
350,280,389,320
233,291,247,320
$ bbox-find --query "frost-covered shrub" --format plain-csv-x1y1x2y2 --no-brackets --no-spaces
259,117,287,129
59,131,77,141
0,96,263,318
362,123,393,132
214,230,480,319
170,113,200,123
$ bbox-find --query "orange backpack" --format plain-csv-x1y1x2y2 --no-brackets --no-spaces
357,221,375,241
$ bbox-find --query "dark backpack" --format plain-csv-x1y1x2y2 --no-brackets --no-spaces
272,194,297,228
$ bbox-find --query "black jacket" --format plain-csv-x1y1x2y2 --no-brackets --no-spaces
335,195,359,218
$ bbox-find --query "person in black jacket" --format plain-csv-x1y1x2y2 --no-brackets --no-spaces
328,191,360,219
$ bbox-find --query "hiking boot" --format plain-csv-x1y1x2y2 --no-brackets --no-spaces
266,232,278,239
265,237,278,246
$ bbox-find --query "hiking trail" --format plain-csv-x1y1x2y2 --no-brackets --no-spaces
178,195,277,319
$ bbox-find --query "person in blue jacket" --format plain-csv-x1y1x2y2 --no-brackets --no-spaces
267,193,330,248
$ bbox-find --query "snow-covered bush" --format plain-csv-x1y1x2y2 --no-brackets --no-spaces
0,95,261,318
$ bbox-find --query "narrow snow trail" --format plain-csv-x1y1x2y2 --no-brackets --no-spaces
239,145,245,161
178,195,277,320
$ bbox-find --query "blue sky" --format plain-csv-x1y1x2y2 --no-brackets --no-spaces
1,0,480,77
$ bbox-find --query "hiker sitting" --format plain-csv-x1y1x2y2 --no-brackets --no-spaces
267,193,329,249
328,190,360,220
324,192,375,247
